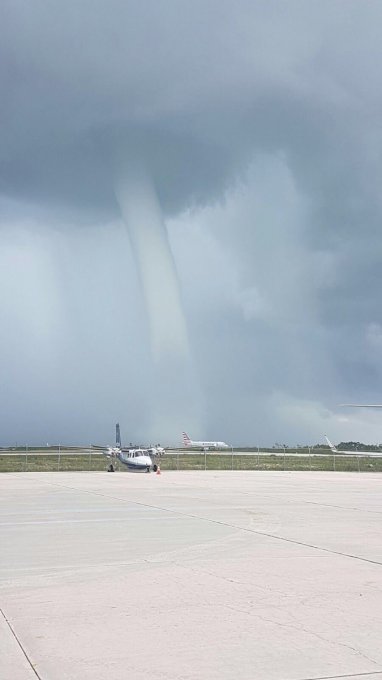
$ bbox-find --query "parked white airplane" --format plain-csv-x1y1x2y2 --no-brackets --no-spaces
324,435,381,456
182,432,229,451
92,424,159,472
327,403,382,456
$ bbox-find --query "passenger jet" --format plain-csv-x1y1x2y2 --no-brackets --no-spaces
182,432,229,451
324,436,381,456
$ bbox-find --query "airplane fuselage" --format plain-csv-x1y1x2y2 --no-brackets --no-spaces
185,441,229,450
117,449,153,471
324,436,381,457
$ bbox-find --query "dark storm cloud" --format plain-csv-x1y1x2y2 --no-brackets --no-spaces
0,0,252,215
2,0,379,216
1,0,382,444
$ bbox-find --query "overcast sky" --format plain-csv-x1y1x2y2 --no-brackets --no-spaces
1,1,382,446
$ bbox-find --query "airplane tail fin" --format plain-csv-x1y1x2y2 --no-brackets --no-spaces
116,423,122,448
324,435,338,453
182,432,192,447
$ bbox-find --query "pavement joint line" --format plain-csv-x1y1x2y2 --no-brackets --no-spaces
304,501,382,515
38,479,382,568
300,672,382,680
0,516,185,526
0,607,43,680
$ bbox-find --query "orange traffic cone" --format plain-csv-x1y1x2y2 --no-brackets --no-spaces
156,465,161,475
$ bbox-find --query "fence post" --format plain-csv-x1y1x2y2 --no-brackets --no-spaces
357,455,360,473
204,449,207,471
333,452,336,471
257,446,260,468
58,444,61,471
89,448,92,471
177,450,179,471
25,444,28,472
231,447,234,471
283,446,286,471
309,446,311,471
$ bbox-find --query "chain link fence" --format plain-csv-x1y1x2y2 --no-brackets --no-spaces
160,450,382,473
1,448,382,473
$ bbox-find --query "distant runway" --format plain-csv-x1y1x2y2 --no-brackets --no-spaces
2,448,382,457
1,471,382,679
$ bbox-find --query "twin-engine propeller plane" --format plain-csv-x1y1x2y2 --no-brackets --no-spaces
91,424,160,473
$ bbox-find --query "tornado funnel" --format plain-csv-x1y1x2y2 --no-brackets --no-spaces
115,169,189,362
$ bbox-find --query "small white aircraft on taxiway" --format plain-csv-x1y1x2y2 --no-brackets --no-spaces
324,403,382,456
325,434,382,457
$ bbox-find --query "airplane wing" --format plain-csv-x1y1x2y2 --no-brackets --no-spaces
341,404,382,408
120,447,148,453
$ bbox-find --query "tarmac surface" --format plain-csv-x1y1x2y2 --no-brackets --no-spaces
1,470,382,680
